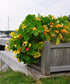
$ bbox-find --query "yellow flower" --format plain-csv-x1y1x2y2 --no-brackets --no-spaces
8,38,10,40
13,50,17,54
58,34,63,40
14,35,19,39
13,55,16,58
17,49,20,54
39,41,44,47
14,45,17,47
35,16,41,21
35,18,41,21
15,29,18,31
17,58,20,62
56,38,60,45
64,26,69,29
33,52,41,58
14,36,17,39
10,38,13,41
29,43,31,47
22,41,27,47
24,41,27,44
7,48,10,51
9,32,16,36
32,27,37,31
22,24,27,29
45,16,47,17
6,41,8,44
38,47,42,51
5,45,8,49
39,41,44,45
43,25,47,28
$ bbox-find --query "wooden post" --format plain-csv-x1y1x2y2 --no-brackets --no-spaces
0,59,2,71
41,41,51,75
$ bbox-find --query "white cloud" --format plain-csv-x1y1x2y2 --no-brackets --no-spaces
0,0,70,30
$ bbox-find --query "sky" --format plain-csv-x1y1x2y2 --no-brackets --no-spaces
0,0,70,31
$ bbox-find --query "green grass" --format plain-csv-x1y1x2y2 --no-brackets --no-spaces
0,70,36,84
0,70,70,84
41,76,70,84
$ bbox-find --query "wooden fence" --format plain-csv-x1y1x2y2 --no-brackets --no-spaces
41,41,70,75
0,38,70,76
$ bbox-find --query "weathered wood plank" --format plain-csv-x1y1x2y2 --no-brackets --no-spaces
66,48,70,65
63,48,67,65
0,51,28,75
56,49,60,66
0,59,2,71
51,43,70,48
50,49,57,66
41,41,46,74
59,49,64,65
0,38,9,45
45,41,51,74
50,65,70,72
27,64,41,71
41,41,51,74
2,64,9,71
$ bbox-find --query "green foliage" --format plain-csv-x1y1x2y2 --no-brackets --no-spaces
7,14,70,65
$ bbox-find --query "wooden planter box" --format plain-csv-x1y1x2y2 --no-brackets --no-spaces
41,41,70,75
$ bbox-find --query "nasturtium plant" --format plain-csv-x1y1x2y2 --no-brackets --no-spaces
5,14,70,65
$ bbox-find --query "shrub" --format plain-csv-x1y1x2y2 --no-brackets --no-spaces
5,14,70,65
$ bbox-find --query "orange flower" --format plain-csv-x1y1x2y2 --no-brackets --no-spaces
52,16,56,19
55,25,59,28
55,30,59,33
61,30,64,33
50,25,53,27
46,29,50,32
19,34,22,39
49,22,53,25
51,34,54,37
43,31,46,34
55,24,63,28
61,29,69,33
44,28,46,31
59,25,63,27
